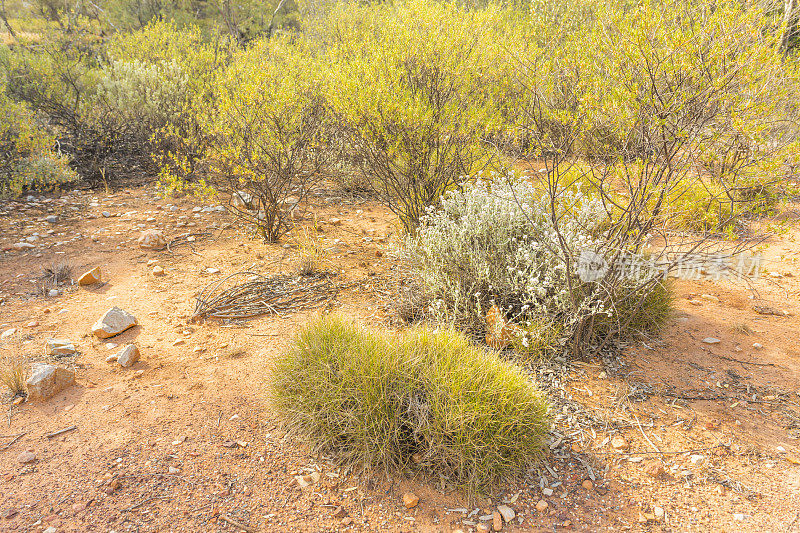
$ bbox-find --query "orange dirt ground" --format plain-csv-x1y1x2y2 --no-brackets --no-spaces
0,186,799,532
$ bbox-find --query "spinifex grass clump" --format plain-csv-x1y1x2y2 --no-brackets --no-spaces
269,315,550,493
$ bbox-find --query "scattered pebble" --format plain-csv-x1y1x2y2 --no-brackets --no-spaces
496,504,515,522
47,339,76,356
138,229,166,250
17,451,36,464
402,492,419,509
702,337,721,344
581,479,593,490
152,265,165,276
535,500,548,512
293,471,321,488
611,435,628,450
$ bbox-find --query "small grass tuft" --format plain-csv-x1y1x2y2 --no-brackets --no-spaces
268,314,551,493
1,361,27,397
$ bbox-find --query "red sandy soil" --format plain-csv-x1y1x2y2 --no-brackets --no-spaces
0,186,798,532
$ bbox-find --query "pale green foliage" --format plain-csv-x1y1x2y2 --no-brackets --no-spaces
98,58,189,133
269,314,550,493
108,21,232,191
0,91,76,196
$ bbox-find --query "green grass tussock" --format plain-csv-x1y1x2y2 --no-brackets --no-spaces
268,314,550,493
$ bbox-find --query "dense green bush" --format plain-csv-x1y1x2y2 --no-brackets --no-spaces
269,314,550,492
0,91,76,196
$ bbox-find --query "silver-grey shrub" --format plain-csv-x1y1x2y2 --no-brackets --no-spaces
406,173,612,340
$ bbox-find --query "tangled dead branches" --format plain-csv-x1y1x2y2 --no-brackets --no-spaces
192,271,340,321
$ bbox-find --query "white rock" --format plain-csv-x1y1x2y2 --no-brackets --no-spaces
45,215,58,223
752,343,763,350
653,506,664,520
702,337,721,344
496,505,515,523
1,327,16,339
47,339,76,356
733,513,745,521
26,363,76,401
152,265,165,276
116,344,140,368
137,229,166,250
48,289,60,297
12,242,35,249
92,307,137,339
102,211,112,217
232,191,253,209
542,488,553,496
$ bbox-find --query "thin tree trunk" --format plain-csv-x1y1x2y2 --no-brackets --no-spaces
0,0,18,43
781,0,799,56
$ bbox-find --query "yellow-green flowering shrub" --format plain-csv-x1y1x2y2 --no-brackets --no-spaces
108,21,234,191
201,35,330,242
319,0,518,231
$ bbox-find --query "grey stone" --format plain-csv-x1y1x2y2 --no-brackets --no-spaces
45,215,58,223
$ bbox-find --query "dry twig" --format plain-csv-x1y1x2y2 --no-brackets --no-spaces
44,425,77,439
220,514,257,532
0,431,26,451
